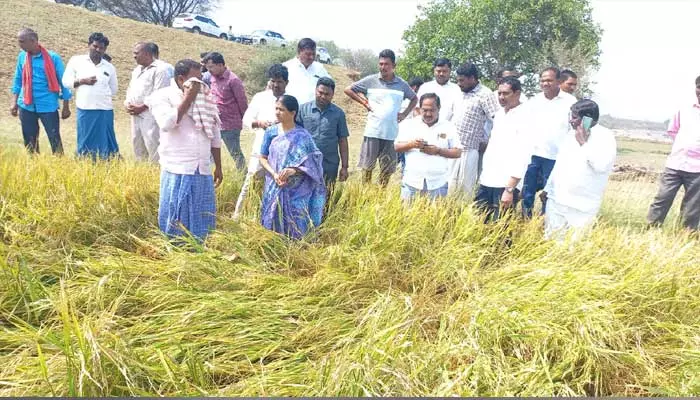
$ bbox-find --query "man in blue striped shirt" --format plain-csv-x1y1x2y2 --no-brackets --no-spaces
11,28,72,154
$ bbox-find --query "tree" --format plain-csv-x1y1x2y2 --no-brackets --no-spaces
55,0,98,11
398,0,602,93
317,40,342,59
87,0,217,26
337,48,378,79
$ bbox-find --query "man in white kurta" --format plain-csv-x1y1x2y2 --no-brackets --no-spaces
283,38,330,105
125,42,171,162
416,58,462,123
542,99,617,241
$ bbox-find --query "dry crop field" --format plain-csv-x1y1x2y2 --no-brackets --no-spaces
0,0,698,396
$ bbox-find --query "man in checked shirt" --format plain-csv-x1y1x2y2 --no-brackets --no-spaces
449,63,499,198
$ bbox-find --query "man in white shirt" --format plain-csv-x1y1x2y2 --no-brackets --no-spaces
283,38,330,105
125,41,171,162
476,77,530,222
559,69,578,97
541,99,616,241
395,93,462,201
520,67,577,217
147,42,174,80
62,32,119,160
416,58,462,122
233,63,288,220
148,59,223,242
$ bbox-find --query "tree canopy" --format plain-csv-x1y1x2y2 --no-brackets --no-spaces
56,0,216,26
398,0,602,94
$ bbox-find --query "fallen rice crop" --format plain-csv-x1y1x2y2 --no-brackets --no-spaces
0,148,699,396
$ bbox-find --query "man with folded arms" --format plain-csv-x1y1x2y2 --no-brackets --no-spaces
125,41,171,162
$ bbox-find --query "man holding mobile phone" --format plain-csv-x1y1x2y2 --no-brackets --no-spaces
394,93,462,202
540,99,617,241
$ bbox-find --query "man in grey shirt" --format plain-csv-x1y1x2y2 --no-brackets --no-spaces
344,49,417,187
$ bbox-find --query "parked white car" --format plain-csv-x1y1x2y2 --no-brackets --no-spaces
250,30,287,47
173,14,228,39
316,47,332,64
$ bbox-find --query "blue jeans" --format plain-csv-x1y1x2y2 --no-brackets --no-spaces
19,108,62,154
475,185,520,223
221,129,245,170
522,155,556,217
400,181,448,202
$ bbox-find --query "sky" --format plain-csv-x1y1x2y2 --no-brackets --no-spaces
216,0,700,122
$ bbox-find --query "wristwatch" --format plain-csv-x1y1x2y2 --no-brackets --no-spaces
504,186,515,193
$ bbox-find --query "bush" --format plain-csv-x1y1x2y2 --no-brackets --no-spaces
336,48,378,78
243,46,296,93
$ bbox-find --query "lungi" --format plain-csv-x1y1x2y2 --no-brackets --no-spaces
159,169,216,241
77,108,120,160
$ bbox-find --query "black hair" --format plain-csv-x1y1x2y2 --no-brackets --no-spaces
203,52,225,65
378,49,396,64
571,99,599,123
199,52,210,59
499,76,522,92
560,69,578,82
145,42,159,58
419,92,441,109
316,76,335,91
541,66,561,80
456,62,479,79
297,38,316,52
695,75,700,86
408,77,424,89
174,59,202,78
277,94,300,117
433,58,452,68
267,63,289,81
496,67,518,80
88,32,109,47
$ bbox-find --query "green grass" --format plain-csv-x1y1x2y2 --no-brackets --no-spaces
615,138,672,170
0,144,699,396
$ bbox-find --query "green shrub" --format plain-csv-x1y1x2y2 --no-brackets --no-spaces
244,46,296,93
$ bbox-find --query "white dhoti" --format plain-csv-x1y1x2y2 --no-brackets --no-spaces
131,112,160,162
544,198,596,242
448,148,480,198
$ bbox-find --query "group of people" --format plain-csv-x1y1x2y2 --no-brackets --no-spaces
10,28,700,243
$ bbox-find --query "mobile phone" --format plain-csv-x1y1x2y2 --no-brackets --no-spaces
582,116,593,131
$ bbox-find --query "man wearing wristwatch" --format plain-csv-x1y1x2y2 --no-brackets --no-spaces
475,76,529,222
394,93,462,202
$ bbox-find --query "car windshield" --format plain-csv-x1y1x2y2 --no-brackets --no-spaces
252,30,266,36
176,14,191,18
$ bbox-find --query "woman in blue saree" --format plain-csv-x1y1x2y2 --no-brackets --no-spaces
259,95,326,239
